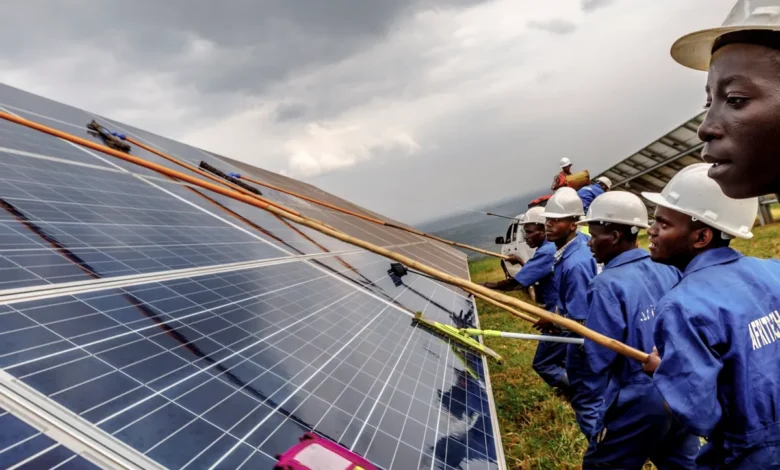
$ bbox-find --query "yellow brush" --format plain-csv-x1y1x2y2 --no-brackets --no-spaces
411,312,502,362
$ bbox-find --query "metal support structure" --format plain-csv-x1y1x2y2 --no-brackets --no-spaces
758,196,777,226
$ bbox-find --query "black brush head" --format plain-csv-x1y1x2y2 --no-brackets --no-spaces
389,263,408,277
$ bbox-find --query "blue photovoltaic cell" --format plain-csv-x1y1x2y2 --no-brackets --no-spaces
0,152,292,290
0,82,502,470
0,258,497,469
0,406,100,469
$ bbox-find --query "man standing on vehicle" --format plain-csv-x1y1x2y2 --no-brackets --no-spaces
552,158,574,191
577,191,699,469
641,163,780,468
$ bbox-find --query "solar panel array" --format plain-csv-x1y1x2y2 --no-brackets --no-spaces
0,83,504,470
595,112,707,214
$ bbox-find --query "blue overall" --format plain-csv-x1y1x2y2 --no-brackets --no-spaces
553,234,598,437
581,248,699,469
514,240,566,390
577,183,605,213
653,248,780,469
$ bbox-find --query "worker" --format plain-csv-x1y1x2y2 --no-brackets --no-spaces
670,0,780,201
481,207,570,395
640,163,780,468
551,157,574,191
540,187,599,437
576,191,699,469
577,176,612,213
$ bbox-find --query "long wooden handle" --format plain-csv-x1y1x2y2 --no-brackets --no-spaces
464,288,539,324
0,111,649,363
236,174,509,259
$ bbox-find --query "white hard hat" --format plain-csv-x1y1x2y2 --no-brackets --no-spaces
641,163,758,239
559,157,572,168
672,0,780,71
578,191,649,230
541,187,585,219
594,176,612,190
522,206,546,225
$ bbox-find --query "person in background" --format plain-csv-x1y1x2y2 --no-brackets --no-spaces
640,163,780,468
539,187,599,437
482,206,570,396
670,0,780,201
551,157,574,191
577,191,699,469
577,176,612,213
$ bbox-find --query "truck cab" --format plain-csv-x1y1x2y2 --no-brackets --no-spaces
494,214,536,278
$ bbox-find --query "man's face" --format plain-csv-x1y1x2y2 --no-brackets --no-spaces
699,43,780,198
586,224,615,264
545,217,576,243
646,206,698,266
524,223,546,249
562,165,572,174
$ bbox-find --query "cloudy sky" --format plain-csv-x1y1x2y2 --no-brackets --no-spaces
0,0,736,224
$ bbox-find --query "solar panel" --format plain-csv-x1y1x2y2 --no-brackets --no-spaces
0,405,102,469
0,82,503,470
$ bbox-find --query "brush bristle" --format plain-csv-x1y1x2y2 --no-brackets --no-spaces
412,312,502,362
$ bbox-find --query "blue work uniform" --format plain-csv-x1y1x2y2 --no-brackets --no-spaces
514,240,557,311
553,234,598,437
513,240,566,390
577,184,605,213
581,248,699,469
653,248,780,469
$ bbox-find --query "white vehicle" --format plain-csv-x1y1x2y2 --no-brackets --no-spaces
494,214,536,278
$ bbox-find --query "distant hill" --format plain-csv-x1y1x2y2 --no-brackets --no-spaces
417,191,540,258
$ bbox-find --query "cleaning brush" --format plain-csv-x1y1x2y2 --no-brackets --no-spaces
412,312,502,362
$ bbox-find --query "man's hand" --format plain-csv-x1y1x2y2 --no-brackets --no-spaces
505,255,523,266
642,346,661,375
534,317,559,334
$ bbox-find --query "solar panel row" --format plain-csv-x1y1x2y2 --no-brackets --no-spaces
0,83,503,470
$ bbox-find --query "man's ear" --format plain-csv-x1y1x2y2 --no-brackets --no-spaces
692,226,714,250
610,229,622,246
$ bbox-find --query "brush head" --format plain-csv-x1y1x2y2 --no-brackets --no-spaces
389,263,408,277
412,312,502,362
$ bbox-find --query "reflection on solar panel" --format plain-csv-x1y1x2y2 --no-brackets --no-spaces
0,83,503,470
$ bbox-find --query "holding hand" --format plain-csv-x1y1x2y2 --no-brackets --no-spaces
642,346,661,375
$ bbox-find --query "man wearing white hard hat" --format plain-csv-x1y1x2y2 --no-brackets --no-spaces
640,163,780,468
577,176,612,213
484,207,572,395
576,192,699,469
539,187,599,437
672,0,780,200
551,157,574,191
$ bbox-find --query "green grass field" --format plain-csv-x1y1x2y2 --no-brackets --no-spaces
471,223,780,469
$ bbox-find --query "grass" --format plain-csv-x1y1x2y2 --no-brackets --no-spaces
471,223,780,469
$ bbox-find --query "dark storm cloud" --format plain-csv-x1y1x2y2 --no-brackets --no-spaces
581,0,614,13
0,0,488,97
526,18,578,35
274,103,308,122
